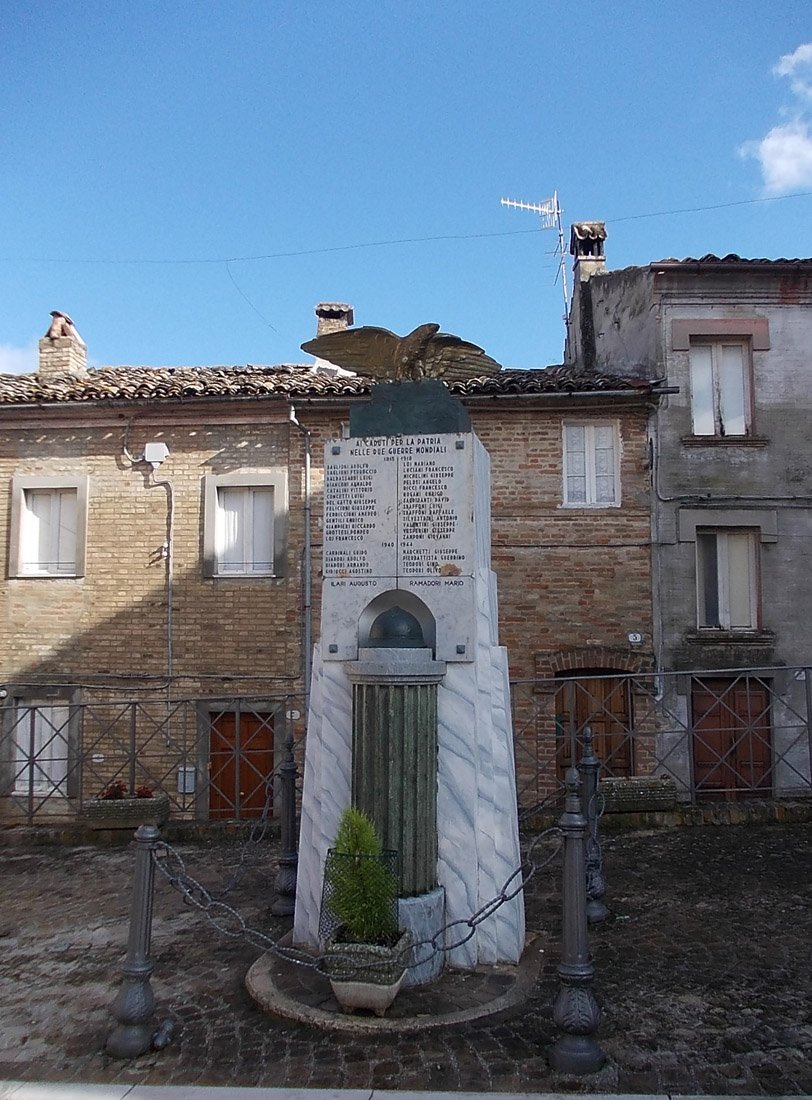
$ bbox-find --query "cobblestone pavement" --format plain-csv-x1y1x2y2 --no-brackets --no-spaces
1,822,810,1094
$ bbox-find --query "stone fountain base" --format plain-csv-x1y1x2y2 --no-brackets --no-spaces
245,930,545,1034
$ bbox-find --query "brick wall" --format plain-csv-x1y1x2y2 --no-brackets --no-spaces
0,391,655,817
0,396,654,691
470,405,653,679
0,406,307,699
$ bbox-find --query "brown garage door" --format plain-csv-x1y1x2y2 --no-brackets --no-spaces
556,671,633,778
691,677,771,800
209,710,274,819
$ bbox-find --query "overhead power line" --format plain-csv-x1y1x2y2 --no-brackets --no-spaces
610,191,812,223
0,227,546,266
0,190,809,267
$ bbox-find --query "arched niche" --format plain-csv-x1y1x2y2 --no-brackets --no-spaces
358,589,436,656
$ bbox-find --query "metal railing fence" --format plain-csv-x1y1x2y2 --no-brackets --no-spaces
1,693,307,826
3,665,812,825
512,666,812,812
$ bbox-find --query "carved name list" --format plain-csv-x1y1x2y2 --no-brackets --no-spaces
323,434,473,580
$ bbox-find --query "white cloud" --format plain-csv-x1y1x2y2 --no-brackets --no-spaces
0,343,37,375
741,120,812,195
741,43,812,195
774,43,812,102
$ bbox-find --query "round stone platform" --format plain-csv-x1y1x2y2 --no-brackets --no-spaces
245,930,546,1033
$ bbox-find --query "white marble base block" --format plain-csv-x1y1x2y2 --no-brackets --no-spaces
293,648,352,948
398,887,445,986
435,570,524,967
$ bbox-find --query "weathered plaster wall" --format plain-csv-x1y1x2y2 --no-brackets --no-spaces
569,267,659,377
653,269,812,674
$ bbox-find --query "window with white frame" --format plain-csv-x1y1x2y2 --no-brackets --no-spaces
689,341,751,437
696,529,759,629
215,486,274,574
9,476,88,578
563,422,619,506
11,702,71,795
203,471,287,578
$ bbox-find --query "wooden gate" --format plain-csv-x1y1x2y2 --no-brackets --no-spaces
555,672,634,778
691,677,771,800
209,710,274,819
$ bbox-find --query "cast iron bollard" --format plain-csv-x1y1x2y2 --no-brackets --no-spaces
107,824,173,1058
549,766,605,1075
579,726,609,924
272,729,299,916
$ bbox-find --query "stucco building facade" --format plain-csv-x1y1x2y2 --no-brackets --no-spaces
567,226,812,799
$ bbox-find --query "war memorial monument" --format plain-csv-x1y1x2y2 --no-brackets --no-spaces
292,323,525,980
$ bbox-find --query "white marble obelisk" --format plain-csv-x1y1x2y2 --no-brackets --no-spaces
293,426,524,967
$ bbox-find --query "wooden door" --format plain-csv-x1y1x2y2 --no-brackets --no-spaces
556,673,633,778
209,711,274,819
692,677,771,801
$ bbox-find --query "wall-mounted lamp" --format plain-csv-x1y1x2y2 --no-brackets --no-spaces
143,442,169,469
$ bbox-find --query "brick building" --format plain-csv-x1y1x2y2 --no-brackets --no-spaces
0,307,659,824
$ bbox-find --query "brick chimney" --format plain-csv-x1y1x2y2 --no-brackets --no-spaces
38,311,88,378
569,222,607,283
314,302,354,336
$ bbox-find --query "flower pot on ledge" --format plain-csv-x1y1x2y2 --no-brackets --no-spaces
82,792,170,830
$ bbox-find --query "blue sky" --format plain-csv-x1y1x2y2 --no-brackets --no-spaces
2,1,812,374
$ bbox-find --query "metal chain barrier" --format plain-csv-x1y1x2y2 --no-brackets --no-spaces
209,775,277,898
108,737,606,1067
518,787,564,823
151,824,564,977
202,723,304,902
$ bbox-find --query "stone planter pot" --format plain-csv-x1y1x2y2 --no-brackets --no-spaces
82,792,170,830
600,776,677,814
325,929,412,1017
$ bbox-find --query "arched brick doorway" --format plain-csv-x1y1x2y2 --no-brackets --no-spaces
555,668,634,778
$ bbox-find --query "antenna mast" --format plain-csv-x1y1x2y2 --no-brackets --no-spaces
500,191,569,346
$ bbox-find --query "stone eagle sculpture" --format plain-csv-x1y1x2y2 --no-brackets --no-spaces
301,323,501,382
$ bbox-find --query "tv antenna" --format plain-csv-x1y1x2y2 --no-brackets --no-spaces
500,191,569,344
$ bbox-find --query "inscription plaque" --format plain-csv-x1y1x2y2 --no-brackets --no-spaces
321,432,482,661
323,435,473,579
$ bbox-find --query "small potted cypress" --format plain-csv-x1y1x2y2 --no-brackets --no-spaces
320,806,411,1016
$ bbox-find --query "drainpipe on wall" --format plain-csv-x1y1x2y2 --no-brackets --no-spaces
150,472,175,694
289,405,312,706
648,412,665,688
122,423,174,697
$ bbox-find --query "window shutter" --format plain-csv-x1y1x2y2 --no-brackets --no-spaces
564,425,587,503
216,487,245,573
718,345,747,436
22,491,49,573
250,489,274,572
593,425,616,503
725,532,757,628
689,345,715,435
55,490,77,573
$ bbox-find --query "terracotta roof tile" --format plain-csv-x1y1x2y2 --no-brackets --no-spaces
0,363,652,407
655,254,812,266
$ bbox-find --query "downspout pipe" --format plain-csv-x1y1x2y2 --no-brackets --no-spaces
289,405,312,707
150,472,174,692
123,421,173,693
